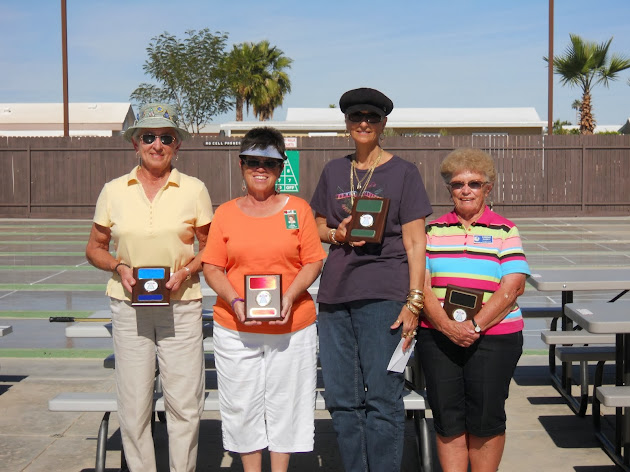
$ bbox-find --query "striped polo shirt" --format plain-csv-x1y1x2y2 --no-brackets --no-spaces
422,207,530,335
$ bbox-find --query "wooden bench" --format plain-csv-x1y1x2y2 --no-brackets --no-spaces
49,388,430,472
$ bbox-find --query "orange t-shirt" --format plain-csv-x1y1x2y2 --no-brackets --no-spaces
202,195,326,334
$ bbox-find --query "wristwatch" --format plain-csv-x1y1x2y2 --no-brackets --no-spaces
471,318,482,333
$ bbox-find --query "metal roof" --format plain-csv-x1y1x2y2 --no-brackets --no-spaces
0,103,135,136
223,107,546,131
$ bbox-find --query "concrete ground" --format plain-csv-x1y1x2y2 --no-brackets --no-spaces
1,216,630,471
0,355,623,472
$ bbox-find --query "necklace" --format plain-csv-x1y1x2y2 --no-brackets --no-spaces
350,149,382,206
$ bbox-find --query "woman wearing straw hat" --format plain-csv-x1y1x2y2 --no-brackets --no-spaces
85,103,212,472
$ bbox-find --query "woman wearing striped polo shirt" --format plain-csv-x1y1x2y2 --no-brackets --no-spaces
418,148,530,472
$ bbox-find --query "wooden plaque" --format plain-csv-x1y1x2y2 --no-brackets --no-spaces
244,274,282,321
347,197,390,244
132,267,171,306
442,284,484,322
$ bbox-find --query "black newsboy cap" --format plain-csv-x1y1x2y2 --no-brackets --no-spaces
339,87,394,117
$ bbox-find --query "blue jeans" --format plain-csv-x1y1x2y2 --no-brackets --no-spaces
318,299,405,472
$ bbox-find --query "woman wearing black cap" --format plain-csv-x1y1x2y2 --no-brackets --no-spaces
310,88,432,471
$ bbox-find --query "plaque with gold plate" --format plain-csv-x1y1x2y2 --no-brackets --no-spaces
347,197,390,244
132,267,171,306
442,285,484,322
244,275,282,321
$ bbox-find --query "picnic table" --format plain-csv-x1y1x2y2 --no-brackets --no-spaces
527,268,630,414
564,301,630,471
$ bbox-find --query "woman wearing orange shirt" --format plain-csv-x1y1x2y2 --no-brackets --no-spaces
202,127,326,472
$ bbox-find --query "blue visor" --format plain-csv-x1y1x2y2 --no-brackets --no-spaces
239,145,286,160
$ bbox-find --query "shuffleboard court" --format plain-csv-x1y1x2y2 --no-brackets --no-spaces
0,216,629,354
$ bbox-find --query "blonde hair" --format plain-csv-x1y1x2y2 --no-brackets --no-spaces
439,148,496,184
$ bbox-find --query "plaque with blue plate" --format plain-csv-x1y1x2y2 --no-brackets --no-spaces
132,267,171,306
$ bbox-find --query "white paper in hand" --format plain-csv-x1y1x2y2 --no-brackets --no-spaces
387,337,416,373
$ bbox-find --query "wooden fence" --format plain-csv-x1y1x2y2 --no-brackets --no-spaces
1,134,629,219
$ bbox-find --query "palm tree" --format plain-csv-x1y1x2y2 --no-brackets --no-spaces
571,99,581,124
224,42,261,122
251,42,292,121
225,41,292,122
546,34,630,134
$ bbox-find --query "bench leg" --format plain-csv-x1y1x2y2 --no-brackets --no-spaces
578,360,589,417
95,412,110,472
413,410,432,472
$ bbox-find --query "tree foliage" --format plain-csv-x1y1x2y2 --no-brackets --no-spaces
224,41,293,122
545,34,630,135
130,29,233,133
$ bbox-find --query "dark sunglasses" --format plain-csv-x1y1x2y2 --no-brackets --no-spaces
240,158,283,169
140,134,176,146
448,180,487,190
346,112,383,124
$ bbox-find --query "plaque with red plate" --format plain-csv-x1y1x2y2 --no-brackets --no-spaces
244,274,282,321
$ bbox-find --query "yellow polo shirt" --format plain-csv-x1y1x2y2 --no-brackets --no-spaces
94,166,213,301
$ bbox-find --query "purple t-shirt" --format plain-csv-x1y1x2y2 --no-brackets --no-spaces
310,155,433,304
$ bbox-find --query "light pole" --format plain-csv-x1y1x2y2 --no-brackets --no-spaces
547,0,554,135
61,0,69,137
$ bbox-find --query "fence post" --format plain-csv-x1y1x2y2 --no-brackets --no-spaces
27,144,31,217
581,141,586,212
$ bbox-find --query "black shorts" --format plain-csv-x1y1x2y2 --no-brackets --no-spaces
416,328,522,438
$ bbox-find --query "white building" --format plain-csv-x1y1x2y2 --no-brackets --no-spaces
0,103,135,137
220,107,547,137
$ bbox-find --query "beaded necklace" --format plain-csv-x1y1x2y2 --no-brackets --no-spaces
350,148,382,206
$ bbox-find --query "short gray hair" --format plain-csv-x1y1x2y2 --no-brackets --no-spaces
439,148,496,184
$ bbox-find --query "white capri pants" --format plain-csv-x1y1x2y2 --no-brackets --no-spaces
213,323,317,454
110,298,205,472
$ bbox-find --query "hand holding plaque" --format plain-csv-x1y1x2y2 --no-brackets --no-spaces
132,267,171,306
347,197,390,244
244,275,282,321
442,285,484,322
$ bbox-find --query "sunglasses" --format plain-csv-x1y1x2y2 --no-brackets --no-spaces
240,158,283,169
346,112,383,124
448,180,488,190
140,134,176,146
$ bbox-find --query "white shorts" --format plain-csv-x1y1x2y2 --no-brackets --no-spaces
213,323,317,453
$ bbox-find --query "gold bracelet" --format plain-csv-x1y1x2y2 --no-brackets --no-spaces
405,302,420,316
183,266,191,281
329,228,342,245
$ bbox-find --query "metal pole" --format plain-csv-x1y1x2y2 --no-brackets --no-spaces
61,0,69,137
547,0,554,135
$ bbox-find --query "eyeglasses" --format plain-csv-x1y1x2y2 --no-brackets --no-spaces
240,158,283,169
448,180,488,190
140,134,176,146
346,112,383,124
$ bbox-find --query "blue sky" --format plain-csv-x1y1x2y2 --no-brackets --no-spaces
2,0,630,125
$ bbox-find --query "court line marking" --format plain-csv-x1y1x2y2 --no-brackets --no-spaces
30,270,67,285
0,290,17,299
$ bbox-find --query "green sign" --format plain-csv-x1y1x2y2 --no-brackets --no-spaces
278,150,300,193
